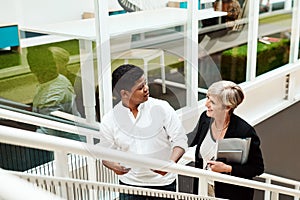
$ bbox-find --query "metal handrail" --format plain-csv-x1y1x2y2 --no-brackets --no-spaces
181,147,300,200
6,169,219,200
260,173,300,188
0,107,99,140
0,168,64,200
0,124,299,199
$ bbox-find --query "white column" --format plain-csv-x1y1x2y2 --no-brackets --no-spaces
79,26,97,197
186,0,199,107
246,0,260,81
294,185,300,200
264,177,271,200
289,0,300,63
54,151,69,177
94,0,113,118
198,176,208,196
284,0,293,10
54,151,69,199
79,39,96,123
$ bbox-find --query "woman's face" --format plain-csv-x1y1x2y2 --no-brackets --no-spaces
205,94,227,119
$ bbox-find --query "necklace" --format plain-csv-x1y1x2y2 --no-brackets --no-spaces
214,120,229,132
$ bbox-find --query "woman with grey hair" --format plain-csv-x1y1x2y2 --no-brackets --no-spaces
189,80,264,200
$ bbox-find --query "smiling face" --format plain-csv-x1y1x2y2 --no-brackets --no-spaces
124,75,149,107
205,94,228,120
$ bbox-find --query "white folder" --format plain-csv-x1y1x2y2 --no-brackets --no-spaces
217,138,251,164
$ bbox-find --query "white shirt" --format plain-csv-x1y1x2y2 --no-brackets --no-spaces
199,129,218,185
99,97,188,186
199,129,218,170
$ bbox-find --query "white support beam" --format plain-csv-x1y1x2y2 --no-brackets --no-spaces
246,0,260,81
94,0,113,118
79,39,96,123
289,0,300,63
186,0,199,107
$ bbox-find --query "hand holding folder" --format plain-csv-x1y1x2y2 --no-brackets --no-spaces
217,138,251,164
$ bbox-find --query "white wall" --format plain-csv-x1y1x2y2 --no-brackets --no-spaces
0,0,19,25
0,0,122,27
20,0,94,26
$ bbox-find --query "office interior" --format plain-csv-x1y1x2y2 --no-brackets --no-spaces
0,0,300,199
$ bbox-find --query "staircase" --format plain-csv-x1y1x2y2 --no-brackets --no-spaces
0,120,299,200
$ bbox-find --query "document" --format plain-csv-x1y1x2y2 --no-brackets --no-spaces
217,138,251,164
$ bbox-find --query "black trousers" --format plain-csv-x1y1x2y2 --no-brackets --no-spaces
119,180,176,200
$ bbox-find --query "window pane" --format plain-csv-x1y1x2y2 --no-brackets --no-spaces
198,0,250,86
257,0,292,75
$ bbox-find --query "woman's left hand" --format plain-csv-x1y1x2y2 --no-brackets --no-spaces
207,160,232,173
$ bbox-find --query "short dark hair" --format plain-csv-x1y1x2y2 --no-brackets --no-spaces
112,64,144,98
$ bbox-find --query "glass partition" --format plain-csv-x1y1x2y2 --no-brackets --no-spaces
198,0,250,86
0,0,299,126
102,6,193,111
110,30,187,110
257,0,292,76
0,34,95,135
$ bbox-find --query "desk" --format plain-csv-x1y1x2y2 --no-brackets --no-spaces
22,8,226,39
21,8,226,122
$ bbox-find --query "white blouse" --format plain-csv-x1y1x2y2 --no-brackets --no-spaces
199,128,218,170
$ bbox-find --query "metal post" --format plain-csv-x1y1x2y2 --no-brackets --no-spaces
246,0,260,81
54,151,69,199
289,0,300,63
295,185,300,200
264,178,271,200
198,176,208,196
186,0,199,107
284,0,293,10
271,192,279,200
79,39,96,123
94,0,113,118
